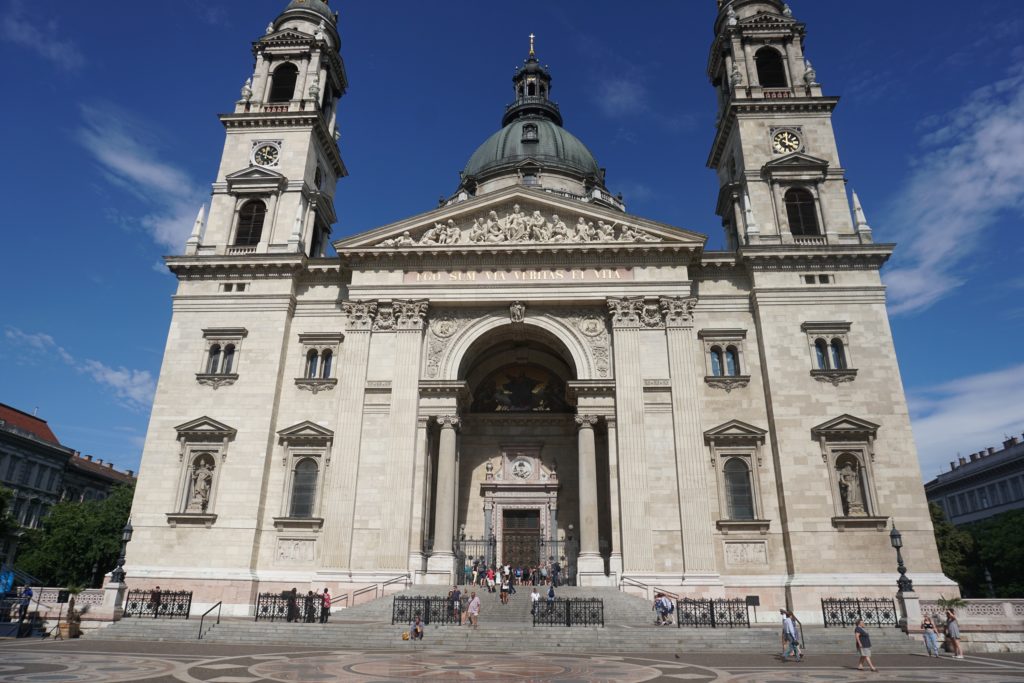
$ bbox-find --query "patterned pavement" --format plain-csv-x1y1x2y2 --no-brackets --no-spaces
1,640,1023,682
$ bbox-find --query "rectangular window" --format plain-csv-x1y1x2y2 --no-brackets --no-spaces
47,469,58,491
978,488,989,508
949,496,960,516
818,274,832,284
34,467,45,489
803,275,815,284
998,481,1010,505
5,457,15,480
1010,477,1023,501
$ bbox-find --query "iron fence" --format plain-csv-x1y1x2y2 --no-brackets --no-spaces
123,589,193,619
454,537,580,586
675,598,750,628
532,598,604,627
455,537,496,585
254,591,324,623
821,597,898,628
392,595,465,625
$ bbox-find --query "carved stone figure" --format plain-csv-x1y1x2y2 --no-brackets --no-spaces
187,461,213,513
803,59,818,86
575,217,595,242
509,301,526,323
420,223,444,245
241,78,253,102
550,214,571,242
507,204,529,241
596,220,616,241
395,231,415,246
484,211,506,242
730,62,743,87
442,219,461,244
726,5,738,26
838,463,866,516
468,218,486,243
315,20,326,41
529,211,550,241
266,22,274,35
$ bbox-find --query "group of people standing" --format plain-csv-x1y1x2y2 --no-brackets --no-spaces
465,557,565,593
283,587,331,624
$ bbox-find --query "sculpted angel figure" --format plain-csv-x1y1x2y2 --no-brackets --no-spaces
618,225,639,241
549,214,571,242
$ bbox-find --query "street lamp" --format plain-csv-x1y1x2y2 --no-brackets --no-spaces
889,526,914,593
109,519,133,584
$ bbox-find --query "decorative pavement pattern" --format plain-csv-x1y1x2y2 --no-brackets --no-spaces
1,641,1023,683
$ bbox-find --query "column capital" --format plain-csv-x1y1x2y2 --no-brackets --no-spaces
607,296,663,329
436,415,461,430
575,414,600,429
341,300,377,331
660,296,697,328
395,299,430,330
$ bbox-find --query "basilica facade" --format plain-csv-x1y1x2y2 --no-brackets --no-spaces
128,0,954,619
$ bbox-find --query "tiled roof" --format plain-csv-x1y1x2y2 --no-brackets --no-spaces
67,455,136,484
0,403,60,445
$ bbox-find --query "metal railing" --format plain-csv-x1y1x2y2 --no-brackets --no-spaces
821,597,898,628
676,598,750,628
533,598,604,627
123,590,192,619
254,591,324,623
392,595,464,625
198,601,221,640
619,576,682,603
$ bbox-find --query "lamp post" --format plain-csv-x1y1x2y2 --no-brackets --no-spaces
889,526,914,593
109,519,133,584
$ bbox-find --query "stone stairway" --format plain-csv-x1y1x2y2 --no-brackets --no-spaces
88,584,921,654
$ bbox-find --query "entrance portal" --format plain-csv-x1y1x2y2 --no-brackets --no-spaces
502,509,540,567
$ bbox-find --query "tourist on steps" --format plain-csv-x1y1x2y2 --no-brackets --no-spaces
945,609,964,659
320,588,331,624
410,613,424,640
466,591,481,627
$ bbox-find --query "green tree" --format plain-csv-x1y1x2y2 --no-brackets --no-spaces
967,509,1024,598
930,502,975,590
14,485,133,587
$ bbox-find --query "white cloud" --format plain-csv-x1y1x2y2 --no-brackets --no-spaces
909,363,1024,479
596,78,649,118
0,0,84,70
882,62,1024,315
4,326,156,412
76,102,204,252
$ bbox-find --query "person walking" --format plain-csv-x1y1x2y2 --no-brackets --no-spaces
150,586,162,619
500,574,510,604
546,584,556,612
320,588,331,624
286,588,299,623
921,614,939,656
782,610,801,661
854,619,877,672
466,591,481,627
450,586,462,624
945,609,964,659
787,611,804,659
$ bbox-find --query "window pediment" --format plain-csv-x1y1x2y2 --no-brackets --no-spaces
226,166,288,194
811,414,879,441
277,421,334,447
174,417,237,441
704,420,767,446
762,152,829,177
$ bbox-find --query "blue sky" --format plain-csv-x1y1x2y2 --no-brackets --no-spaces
1,1,1022,480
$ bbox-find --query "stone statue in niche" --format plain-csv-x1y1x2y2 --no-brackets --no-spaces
509,301,526,323
187,460,214,513
838,463,866,516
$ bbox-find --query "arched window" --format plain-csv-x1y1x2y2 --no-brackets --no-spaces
235,200,266,246
221,344,235,374
785,188,820,236
268,63,299,103
710,346,724,377
725,346,740,376
527,81,536,97
305,349,319,379
723,458,755,520
290,458,319,518
830,339,847,370
814,339,829,370
320,350,333,379
754,47,787,88
207,345,222,374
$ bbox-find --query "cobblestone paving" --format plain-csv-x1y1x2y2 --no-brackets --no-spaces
0,640,1022,682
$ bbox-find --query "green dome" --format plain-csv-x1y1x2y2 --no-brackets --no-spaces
463,117,602,181
281,0,335,24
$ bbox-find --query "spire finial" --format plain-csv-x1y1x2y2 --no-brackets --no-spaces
529,33,536,57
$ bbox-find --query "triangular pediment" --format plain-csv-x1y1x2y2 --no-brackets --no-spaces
763,152,829,170
333,186,705,255
811,414,880,440
175,416,237,440
741,11,797,28
225,166,288,193
704,420,768,445
261,28,313,44
277,421,334,443
226,166,285,182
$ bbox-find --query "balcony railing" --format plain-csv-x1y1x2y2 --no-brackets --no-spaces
793,236,827,246
226,245,257,255
762,88,792,99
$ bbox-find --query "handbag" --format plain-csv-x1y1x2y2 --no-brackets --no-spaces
402,631,410,641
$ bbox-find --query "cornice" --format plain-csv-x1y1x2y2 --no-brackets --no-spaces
738,244,894,270
220,111,346,178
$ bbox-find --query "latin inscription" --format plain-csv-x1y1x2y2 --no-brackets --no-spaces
404,268,633,284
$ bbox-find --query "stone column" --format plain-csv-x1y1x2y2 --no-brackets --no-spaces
661,297,718,578
608,298,656,573
426,415,459,578
576,414,604,581
321,301,376,569
407,415,432,573
605,415,624,579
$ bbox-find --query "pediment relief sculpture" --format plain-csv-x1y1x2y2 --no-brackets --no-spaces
375,204,662,248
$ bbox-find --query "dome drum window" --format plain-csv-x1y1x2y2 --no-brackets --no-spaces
699,329,750,392
294,332,343,394
197,328,247,389
802,322,857,385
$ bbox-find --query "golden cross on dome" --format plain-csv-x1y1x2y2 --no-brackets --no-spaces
529,33,536,56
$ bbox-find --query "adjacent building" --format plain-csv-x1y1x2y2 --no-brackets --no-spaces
925,435,1024,526
126,0,953,620
0,403,136,567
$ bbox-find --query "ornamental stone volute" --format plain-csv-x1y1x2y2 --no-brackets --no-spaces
575,414,600,429
607,297,663,329
341,300,377,331
394,300,430,330
660,296,697,328
436,415,461,430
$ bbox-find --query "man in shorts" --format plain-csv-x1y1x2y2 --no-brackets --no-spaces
466,591,481,627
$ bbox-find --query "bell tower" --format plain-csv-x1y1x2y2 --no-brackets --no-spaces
185,0,347,258
707,0,873,249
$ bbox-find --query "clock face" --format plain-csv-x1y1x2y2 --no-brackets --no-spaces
772,130,801,154
253,144,280,167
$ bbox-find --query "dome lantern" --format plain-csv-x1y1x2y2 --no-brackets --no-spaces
503,35,562,127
